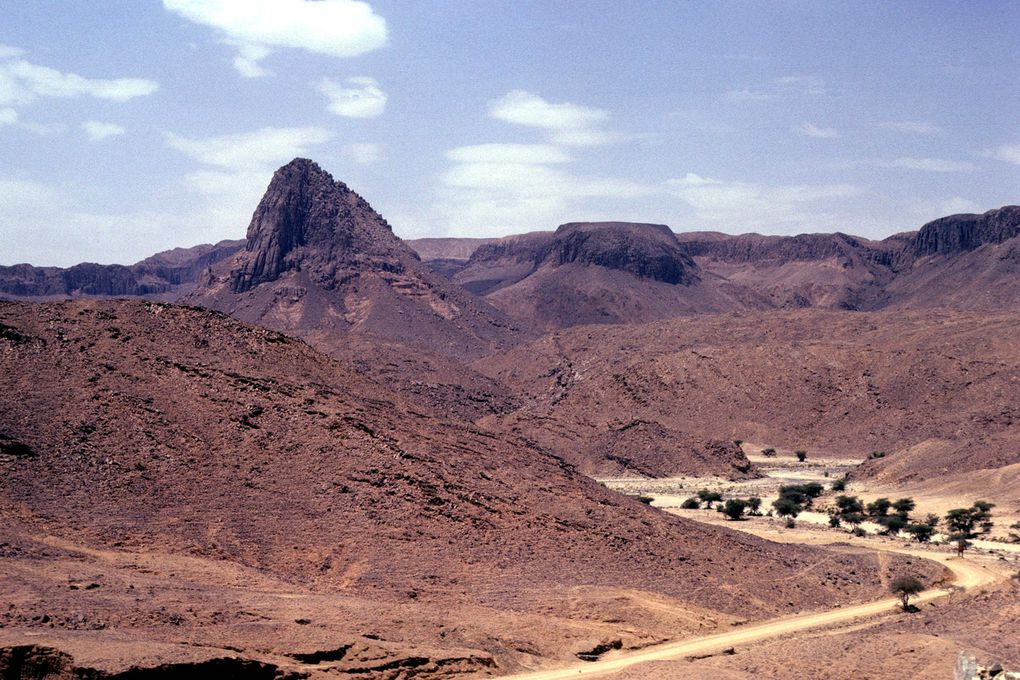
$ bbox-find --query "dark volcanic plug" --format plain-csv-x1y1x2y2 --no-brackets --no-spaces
187,158,530,359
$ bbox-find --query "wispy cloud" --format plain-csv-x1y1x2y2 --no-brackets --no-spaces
317,76,387,118
990,143,1020,165
0,54,158,106
446,143,572,165
81,121,126,141
795,122,839,139
878,157,975,173
878,120,944,136
725,75,827,102
488,90,618,147
345,142,384,164
667,173,861,232
163,0,387,77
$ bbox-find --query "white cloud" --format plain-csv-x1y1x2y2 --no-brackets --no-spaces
991,144,1020,165
231,42,272,78
429,136,653,235
878,120,944,136
0,107,16,125
0,45,23,59
666,173,861,232
880,157,975,173
317,76,386,118
81,121,126,141
0,59,157,104
446,143,571,165
346,142,384,164
488,90,619,147
165,126,334,169
163,0,387,77
795,122,839,139
489,90,608,131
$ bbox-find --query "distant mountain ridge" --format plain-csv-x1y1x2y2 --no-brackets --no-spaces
0,239,244,299
2,159,1016,330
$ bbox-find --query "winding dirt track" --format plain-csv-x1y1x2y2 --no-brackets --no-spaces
508,546,999,679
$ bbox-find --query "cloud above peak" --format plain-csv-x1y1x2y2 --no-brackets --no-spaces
488,90,617,147
317,76,387,118
164,0,387,77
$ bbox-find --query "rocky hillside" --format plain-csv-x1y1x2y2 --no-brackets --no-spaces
0,299,922,676
477,309,1020,504
449,222,742,329
186,159,531,359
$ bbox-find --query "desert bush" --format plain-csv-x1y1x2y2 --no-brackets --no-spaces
795,450,807,462
681,497,700,509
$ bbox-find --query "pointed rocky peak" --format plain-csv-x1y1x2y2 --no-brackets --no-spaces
230,158,406,293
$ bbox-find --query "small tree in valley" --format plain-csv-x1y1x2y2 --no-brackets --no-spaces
723,498,749,521
890,575,925,611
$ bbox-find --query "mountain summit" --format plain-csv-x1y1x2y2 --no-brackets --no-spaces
229,158,405,293
187,159,529,358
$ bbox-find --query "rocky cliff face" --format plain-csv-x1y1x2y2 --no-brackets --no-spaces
910,205,1020,257
678,231,890,267
552,222,699,285
461,222,698,289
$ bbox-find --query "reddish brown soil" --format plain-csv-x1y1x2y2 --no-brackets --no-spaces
0,299,929,678
477,310,1020,501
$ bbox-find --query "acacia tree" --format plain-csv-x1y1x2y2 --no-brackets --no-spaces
890,575,925,611
905,523,935,543
945,502,995,556
867,498,892,518
723,498,749,521
697,489,723,509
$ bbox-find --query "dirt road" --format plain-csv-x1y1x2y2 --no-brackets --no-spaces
508,540,1000,679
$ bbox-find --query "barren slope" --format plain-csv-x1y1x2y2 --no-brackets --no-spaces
478,310,1020,501
0,299,917,677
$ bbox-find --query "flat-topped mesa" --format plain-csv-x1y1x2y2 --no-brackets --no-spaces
230,158,405,293
552,222,697,285
911,205,1020,258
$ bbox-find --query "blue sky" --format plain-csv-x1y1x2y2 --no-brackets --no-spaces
2,1,1018,266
